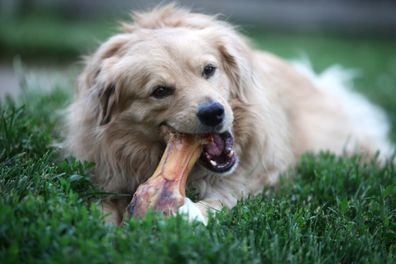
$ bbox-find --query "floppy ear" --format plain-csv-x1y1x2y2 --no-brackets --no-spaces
98,84,116,126
77,34,130,125
215,28,253,103
80,34,131,89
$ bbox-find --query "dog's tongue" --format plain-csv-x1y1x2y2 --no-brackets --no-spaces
205,134,224,156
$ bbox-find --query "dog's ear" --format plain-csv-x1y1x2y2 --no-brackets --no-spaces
78,34,130,125
98,84,116,126
214,28,253,103
80,34,130,89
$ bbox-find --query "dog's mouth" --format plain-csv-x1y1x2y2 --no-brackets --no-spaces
160,125,237,173
199,131,237,173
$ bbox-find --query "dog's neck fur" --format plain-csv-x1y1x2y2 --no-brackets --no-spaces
93,122,165,194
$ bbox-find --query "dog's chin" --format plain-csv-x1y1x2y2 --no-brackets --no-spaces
159,124,238,174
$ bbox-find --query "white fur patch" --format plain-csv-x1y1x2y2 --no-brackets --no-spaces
292,59,394,158
177,198,207,225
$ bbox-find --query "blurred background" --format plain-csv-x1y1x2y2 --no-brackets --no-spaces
0,0,395,134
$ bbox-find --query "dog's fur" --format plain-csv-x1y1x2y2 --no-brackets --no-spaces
64,5,393,224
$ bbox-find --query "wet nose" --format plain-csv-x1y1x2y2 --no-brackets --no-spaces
197,102,225,127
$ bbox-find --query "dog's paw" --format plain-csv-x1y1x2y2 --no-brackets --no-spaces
178,198,207,225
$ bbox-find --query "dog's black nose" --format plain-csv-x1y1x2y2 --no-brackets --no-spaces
197,102,225,127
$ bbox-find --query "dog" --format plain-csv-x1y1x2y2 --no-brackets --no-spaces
64,5,393,225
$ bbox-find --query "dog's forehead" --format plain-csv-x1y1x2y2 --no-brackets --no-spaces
150,27,206,44
102,28,220,85
130,28,217,61
108,29,219,77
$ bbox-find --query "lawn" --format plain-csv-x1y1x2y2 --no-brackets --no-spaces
0,15,396,263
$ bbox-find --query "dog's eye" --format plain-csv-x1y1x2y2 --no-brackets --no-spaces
151,86,174,99
202,64,216,79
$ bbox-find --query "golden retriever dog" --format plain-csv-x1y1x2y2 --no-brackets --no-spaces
64,5,393,224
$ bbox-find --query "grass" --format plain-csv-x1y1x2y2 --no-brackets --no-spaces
0,87,395,263
1,15,396,263
0,14,116,61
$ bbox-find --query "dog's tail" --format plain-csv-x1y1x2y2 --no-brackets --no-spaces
291,58,395,161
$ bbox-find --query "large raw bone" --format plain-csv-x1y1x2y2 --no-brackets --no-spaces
127,132,208,218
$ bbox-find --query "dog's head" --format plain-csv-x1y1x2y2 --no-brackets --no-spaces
79,5,253,174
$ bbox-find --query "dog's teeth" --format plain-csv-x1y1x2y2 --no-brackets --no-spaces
227,150,234,157
210,160,217,166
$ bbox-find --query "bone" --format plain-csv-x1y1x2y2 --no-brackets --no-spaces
127,132,208,218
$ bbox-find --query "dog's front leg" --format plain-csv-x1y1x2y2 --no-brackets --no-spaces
178,173,258,224
177,179,242,225
101,197,130,225
178,198,224,225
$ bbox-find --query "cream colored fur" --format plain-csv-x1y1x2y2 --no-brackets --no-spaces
64,5,393,224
